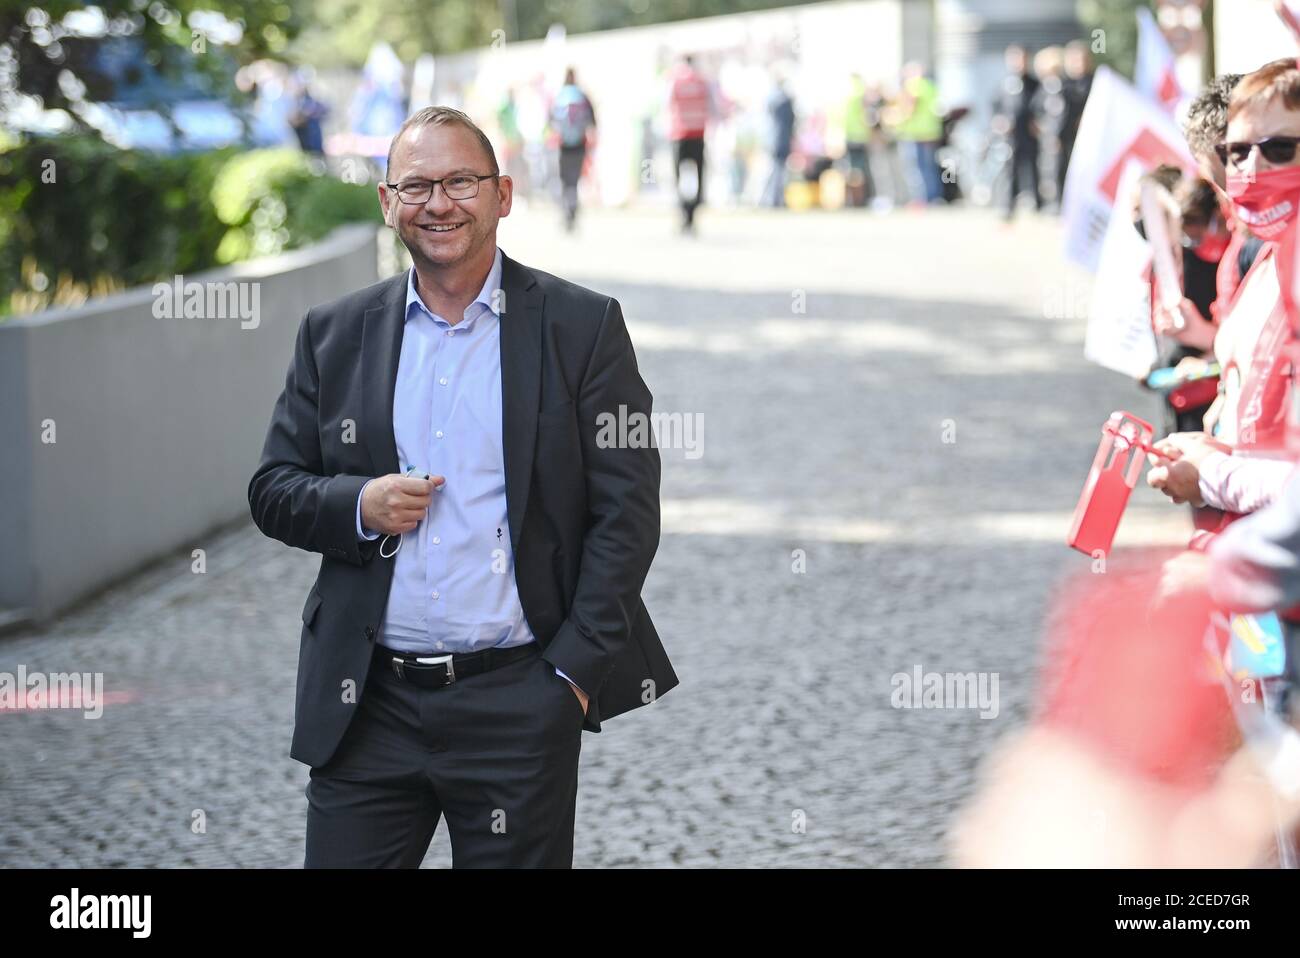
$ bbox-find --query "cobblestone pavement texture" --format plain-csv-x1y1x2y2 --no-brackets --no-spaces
0,206,1187,867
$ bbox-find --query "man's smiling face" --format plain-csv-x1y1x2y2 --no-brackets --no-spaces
379,121,512,271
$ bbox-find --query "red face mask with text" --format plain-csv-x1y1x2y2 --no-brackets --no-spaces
1226,165,1300,240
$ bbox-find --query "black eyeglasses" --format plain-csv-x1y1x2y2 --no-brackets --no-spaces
385,173,500,204
1214,135,1300,169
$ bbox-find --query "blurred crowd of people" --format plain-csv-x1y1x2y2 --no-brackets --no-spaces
490,53,984,233
477,44,1098,232
257,40,1101,234
991,41,1095,220
961,30,1300,866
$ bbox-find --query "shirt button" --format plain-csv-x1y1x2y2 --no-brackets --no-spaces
432,536,441,544
436,641,445,649
435,430,444,439
432,590,440,600
447,330,455,337
439,377,448,386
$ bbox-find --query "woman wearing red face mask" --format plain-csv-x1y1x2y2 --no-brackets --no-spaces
1139,67,1300,872
1148,58,1300,521
1182,72,1269,322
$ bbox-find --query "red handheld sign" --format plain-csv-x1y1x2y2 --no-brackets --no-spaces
1067,411,1155,557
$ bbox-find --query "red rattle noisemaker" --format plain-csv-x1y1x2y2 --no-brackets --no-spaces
1067,411,1154,556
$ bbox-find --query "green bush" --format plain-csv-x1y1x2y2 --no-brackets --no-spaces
209,148,381,263
0,137,381,316
0,137,230,313
288,175,384,248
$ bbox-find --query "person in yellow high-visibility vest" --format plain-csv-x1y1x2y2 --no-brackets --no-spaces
892,62,943,205
841,73,874,207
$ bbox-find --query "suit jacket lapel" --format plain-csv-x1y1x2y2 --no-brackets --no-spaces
360,273,407,478
499,250,543,552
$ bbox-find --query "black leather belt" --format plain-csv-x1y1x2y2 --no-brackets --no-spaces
373,641,539,689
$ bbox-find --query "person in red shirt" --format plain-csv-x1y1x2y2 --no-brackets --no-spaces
667,54,713,235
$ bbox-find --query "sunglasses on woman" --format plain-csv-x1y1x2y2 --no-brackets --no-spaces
1214,135,1300,168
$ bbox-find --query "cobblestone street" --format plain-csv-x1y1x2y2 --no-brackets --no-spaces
0,205,1188,867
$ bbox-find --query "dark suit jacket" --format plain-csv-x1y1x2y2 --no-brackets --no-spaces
248,249,676,768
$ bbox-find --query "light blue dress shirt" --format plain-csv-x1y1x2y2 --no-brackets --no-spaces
355,247,583,694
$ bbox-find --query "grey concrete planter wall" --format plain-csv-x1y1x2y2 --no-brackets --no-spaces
0,223,383,626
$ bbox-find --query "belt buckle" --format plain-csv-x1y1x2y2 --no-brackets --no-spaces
415,653,456,684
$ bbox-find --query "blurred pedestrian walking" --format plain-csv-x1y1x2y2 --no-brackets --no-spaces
288,71,329,157
1031,46,1066,210
994,45,1043,220
893,62,944,206
763,74,796,208
551,68,597,233
841,73,874,207
497,89,530,198
668,53,714,234
1058,42,1095,210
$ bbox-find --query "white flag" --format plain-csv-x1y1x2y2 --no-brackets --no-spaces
1134,7,1191,114
1061,66,1195,273
1084,161,1159,380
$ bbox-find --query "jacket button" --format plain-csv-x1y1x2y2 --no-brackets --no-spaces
364,626,375,640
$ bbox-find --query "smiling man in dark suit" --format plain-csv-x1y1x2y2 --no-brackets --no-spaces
248,106,675,868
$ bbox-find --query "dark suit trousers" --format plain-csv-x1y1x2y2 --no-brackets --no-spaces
304,643,584,868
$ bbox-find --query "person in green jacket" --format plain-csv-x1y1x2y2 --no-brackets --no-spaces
843,73,874,207
893,61,943,204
